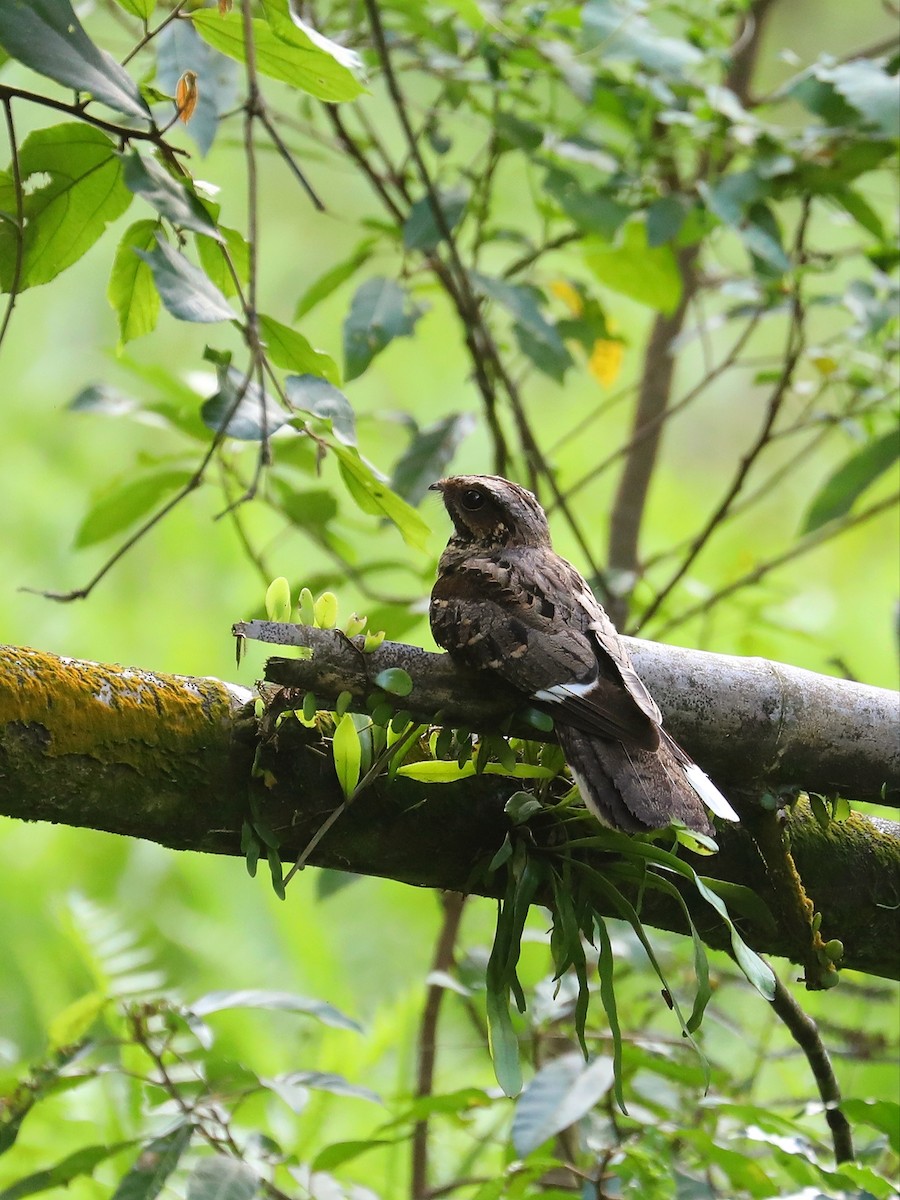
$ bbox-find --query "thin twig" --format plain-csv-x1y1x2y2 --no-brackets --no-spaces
0,98,24,356
769,972,855,1164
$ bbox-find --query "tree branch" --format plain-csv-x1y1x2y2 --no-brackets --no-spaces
1,643,897,980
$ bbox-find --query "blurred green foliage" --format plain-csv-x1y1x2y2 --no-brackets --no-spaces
0,0,897,1196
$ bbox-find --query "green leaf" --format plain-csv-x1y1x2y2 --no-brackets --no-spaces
136,237,236,323
116,0,155,17
190,989,362,1031
512,1053,614,1157
472,273,572,381
156,18,238,156
285,375,355,442
259,316,340,385
75,469,194,548
0,0,149,119
0,1143,136,1200
47,992,107,1049
265,1069,382,1106
294,238,377,319
801,430,899,533
646,195,688,247
581,0,703,79
192,6,363,102
265,577,292,623
403,188,469,252
269,483,338,531
390,413,476,505
108,220,162,346
343,277,426,381
186,1157,257,1200
485,981,522,1098
201,368,286,440
111,1126,193,1200
123,153,221,239
827,60,900,138
312,1141,395,1173
313,590,338,628
374,668,413,698
330,442,431,551
0,124,132,291
585,219,682,314
332,711,362,799
839,1098,900,1154
196,226,250,298
396,760,553,782
543,169,629,239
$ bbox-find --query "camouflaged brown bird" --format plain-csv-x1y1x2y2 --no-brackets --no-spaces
429,475,738,836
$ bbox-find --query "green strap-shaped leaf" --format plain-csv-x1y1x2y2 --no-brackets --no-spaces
801,430,900,534
332,711,362,799
111,1125,193,1200
189,988,362,1031
329,442,431,551
0,0,149,118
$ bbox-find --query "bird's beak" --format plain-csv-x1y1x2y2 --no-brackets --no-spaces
428,480,445,493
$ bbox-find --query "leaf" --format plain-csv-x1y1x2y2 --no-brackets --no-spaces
646,195,688,247
47,992,107,1049
343,276,426,381
329,442,431,551
267,1069,382,1106
294,238,376,319
196,225,249,298
285,375,355,441
472,273,572,381
827,60,900,139
201,367,286,440
543,169,629,239
75,470,194,548
108,220,162,345
485,982,522,1098
186,1157,257,1200
0,1143,136,1200
111,1125,193,1200
0,124,133,291
390,413,476,504
801,430,899,533
192,7,362,102
0,0,149,119
115,0,156,18
265,577,292,623
585,219,682,314
374,668,413,698
269,483,338,531
136,237,236,323
512,1053,615,1157
156,19,239,155
581,0,703,79
839,1098,900,1154
123,153,221,239
403,188,469,252
311,1141,394,1173
332,711,362,798
259,316,340,385
190,989,362,1032
396,760,553,782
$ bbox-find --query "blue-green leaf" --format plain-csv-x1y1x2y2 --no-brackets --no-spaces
123,153,221,239
391,413,476,505
136,238,236,323
403,188,468,253
0,0,149,119
343,277,426,381
582,0,703,79
512,1053,614,1157
201,368,286,440
190,989,362,1031
285,375,355,442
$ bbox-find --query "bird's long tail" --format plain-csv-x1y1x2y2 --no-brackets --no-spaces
557,726,736,835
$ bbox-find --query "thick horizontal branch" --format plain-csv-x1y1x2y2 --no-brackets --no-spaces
1,644,898,981
236,622,900,806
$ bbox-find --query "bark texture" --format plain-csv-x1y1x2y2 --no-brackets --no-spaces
1,642,898,981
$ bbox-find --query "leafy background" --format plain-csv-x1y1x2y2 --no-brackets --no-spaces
0,1,897,1197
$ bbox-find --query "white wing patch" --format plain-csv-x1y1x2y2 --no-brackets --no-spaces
684,763,739,822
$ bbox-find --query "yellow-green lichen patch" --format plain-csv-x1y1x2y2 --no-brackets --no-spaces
0,645,238,767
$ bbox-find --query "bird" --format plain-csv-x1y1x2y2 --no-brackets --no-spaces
428,474,739,836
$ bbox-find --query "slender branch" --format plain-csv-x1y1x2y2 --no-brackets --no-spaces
769,972,855,1164
0,98,24,355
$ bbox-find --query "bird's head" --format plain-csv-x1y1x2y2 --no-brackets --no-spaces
429,475,552,549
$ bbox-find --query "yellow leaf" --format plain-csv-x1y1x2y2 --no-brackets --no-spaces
588,339,623,387
176,71,199,124
550,279,583,317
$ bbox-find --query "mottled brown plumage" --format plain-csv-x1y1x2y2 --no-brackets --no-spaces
429,475,738,835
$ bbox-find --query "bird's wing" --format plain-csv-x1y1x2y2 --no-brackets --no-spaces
430,550,660,750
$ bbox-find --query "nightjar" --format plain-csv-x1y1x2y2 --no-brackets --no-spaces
429,474,738,836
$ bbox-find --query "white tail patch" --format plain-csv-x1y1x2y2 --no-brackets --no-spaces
534,679,596,703
684,763,739,822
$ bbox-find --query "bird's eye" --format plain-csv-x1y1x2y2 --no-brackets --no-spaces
461,489,486,511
